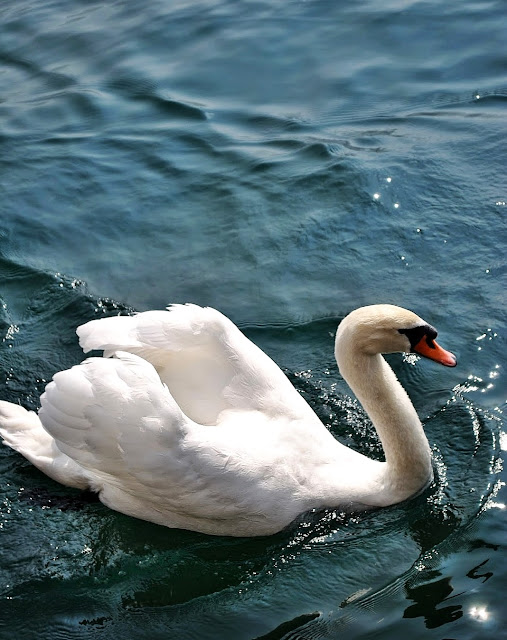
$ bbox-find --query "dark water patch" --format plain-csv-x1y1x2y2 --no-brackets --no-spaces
393,89,507,124
120,559,244,608
149,95,207,121
293,142,339,162
0,257,133,407
0,49,75,93
79,615,113,629
107,75,206,121
107,75,158,99
99,135,188,182
17,485,99,512
254,612,321,640
263,138,308,152
174,131,219,155
1,79,103,138
240,112,312,134
42,131,97,145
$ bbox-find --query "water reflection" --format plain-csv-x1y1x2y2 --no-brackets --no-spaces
466,558,492,582
403,572,463,628
251,550,499,639
401,549,497,630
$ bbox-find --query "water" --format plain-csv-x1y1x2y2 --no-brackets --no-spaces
0,0,506,638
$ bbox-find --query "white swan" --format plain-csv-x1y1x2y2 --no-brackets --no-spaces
0,304,456,537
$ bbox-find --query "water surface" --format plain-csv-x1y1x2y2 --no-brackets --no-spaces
0,1,506,638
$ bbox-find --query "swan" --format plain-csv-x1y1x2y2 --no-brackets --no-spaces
0,304,456,537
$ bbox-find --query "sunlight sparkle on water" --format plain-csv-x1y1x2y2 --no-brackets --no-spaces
402,353,420,366
489,365,500,379
486,501,505,510
469,605,490,622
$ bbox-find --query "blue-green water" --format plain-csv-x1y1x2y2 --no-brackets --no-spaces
1,1,506,638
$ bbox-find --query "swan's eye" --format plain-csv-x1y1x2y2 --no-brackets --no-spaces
398,324,438,351
426,325,438,342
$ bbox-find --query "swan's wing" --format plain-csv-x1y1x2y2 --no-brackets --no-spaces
77,305,315,425
39,352,189,484
37,352,281,532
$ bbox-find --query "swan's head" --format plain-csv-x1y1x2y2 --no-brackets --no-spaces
336,304,457,367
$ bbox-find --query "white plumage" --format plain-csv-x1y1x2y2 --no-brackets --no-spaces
0,304,456,536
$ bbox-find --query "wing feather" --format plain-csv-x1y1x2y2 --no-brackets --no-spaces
39,352,188,482
76,305,316,425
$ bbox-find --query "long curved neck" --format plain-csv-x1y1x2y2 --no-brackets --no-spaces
336,342,433,499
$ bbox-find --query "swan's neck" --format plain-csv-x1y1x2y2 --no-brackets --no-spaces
337,346,433,500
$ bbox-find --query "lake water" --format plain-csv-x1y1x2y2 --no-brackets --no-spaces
0,1,506,638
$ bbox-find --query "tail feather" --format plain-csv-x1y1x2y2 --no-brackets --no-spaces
0,400,91,490
0,401,50,454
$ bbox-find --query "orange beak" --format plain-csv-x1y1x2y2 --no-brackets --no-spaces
413,336,457,367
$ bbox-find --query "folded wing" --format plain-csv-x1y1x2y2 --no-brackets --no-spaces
39,352,188,485
77,305,315,425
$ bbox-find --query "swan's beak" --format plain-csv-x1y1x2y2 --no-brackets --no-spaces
413,337,457,367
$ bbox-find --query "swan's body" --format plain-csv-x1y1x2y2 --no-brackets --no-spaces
0,304,456,536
